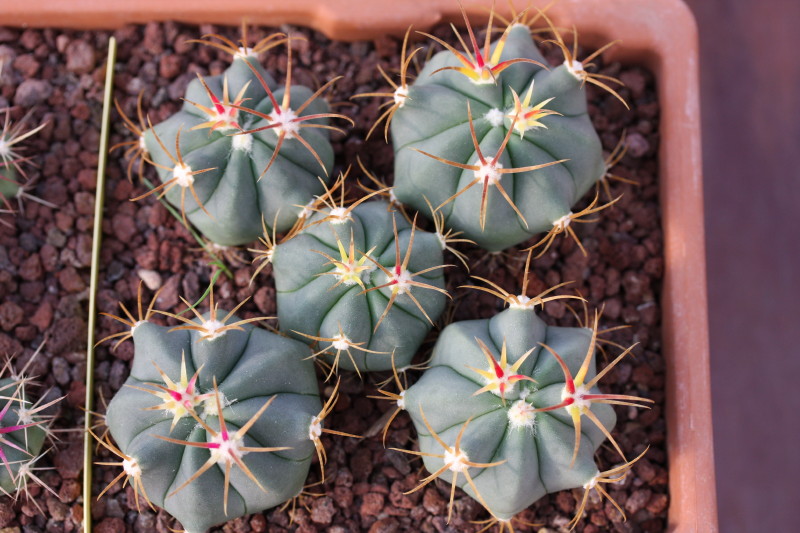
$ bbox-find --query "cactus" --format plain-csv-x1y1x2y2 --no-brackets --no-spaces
139,33,351,246
0,94,53,220
0,341,62,509
255,176,449,376
382,255,651,526
101,288,335,533
359,9,626,252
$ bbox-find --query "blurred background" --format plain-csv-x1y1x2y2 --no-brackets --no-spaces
683,0,800,531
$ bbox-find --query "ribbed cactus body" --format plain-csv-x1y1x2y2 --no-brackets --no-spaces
105,315,321,533
0,378,47,494
391,25,604,252
144,56,334,246
272,201,447,373
403,307,615,520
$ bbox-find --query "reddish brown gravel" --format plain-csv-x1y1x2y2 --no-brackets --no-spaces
0,20,665,533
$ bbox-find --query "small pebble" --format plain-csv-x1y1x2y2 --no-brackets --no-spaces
65,39,96,74
137,268,162,290
0,302,23,331
360,492,385,518
310,496,336,525
13,78,52,106
625,131,650,158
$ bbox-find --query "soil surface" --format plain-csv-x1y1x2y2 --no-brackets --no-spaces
0,20,665,533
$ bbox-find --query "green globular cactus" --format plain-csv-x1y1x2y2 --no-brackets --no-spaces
1,96,51,217
0,378,48,496
264,188,448,376
391,274,651,527
0,341,62,508
104,311,323,533
385,13,624,252
142,38,350,246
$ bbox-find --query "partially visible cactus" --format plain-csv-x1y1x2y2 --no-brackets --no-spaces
0,341,62,508
383,259,650,527
359,9,626,252
0,84,53,220
101,289,334,533
140,33,351,246
256,176,449,375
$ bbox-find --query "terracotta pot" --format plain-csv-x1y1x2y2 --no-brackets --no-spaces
4,0,716,530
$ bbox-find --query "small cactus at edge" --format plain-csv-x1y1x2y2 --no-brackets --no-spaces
382,9,625,252
0,341,62,506
0,67,53,223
